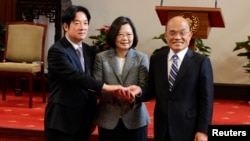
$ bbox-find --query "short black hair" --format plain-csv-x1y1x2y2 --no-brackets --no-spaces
61,5,91,25
106,16,138,49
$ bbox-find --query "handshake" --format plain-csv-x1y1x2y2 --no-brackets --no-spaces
102,84,142,103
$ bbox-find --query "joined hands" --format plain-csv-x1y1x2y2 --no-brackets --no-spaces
102,84,142,103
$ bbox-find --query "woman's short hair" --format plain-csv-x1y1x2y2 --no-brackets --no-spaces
106,16,138,49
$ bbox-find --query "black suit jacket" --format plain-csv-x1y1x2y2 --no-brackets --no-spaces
143,48,214,141
44,37,103,134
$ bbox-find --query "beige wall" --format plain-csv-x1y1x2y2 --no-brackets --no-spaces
71,0,250,85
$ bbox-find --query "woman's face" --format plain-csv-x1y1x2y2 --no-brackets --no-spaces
115,24,134,51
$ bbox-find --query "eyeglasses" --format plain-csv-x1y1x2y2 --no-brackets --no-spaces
117,33,133,39
166,30,190,37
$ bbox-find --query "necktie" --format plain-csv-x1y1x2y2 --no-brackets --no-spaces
169,54,178,91
76,47,85,72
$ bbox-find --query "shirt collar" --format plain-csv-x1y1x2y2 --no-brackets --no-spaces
65,35,82,50
168,47,188,62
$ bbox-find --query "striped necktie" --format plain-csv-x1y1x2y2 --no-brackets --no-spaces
169,54,178,91
76,47,85,72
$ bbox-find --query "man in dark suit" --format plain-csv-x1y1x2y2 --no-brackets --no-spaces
143,16,214,141
44,5,124,141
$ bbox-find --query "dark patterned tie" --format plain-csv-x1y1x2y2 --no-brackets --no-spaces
76,47,85,72
169,54,178,91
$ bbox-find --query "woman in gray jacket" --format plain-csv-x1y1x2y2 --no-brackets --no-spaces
93,16,150,141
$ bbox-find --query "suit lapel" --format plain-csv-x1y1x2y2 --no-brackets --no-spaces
108,49,136,85
121,49,135,83
159,52,169,87
155,49,172,99
82,44,91,75
108,49,123,84
61,37,83,71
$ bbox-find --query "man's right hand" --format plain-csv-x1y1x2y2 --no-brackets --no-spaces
102,84,126,92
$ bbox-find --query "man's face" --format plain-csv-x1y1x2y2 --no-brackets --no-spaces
164,17,193,53
64,11,89,45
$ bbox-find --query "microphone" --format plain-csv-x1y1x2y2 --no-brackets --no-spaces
160,0,163,6
215,0,217,8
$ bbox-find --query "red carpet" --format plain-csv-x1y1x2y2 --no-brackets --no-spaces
0,92,45,130
0,91,250,137
212,100,250,124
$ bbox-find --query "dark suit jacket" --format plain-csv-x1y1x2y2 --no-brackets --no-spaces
143,48,214,141
44,37,103,135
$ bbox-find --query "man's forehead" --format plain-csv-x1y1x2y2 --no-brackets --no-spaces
166,23,190,31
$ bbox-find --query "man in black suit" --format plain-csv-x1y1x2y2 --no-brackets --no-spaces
44,5,124,141
143,16,214,141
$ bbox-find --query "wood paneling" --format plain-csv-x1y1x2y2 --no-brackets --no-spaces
0,127,153,141
0,0,16,23
214,83,250,100
16,0,72,42
0,127,44,141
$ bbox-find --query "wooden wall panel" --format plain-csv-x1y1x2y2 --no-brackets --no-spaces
0,127,155,141
0,0,16,23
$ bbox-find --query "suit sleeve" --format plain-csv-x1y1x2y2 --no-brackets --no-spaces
197,57,214,133
140,54,158,102
47,45,104,93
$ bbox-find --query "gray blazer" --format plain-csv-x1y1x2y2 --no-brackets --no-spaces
93,48,150,129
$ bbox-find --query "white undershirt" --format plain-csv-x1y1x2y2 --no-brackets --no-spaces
117,57,125,75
